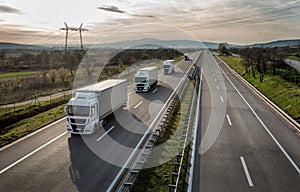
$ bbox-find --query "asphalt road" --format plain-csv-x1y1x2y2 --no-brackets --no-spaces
0,53,198,192
193,51,300,191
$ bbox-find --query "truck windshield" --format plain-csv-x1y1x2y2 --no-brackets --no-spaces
135,77,147,83
67,105,90,117
163,65,170,68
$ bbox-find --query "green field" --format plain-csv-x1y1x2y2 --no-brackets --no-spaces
0,71,42,79
219,56,300,123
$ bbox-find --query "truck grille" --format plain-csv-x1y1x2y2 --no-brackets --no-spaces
69,118,87,124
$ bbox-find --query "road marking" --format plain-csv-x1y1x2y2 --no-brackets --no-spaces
217,85,220,90
213,74,215,77
134,101,143,109
152,88,158,94
240,156,254,187
214,78,217,82
220,96,224,103
0,131,67,174
217,59,300,175
97,126,115,142
226,114,232,126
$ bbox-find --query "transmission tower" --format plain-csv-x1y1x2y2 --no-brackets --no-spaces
60,22,88,51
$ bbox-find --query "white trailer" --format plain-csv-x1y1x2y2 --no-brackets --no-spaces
163,60,175,75
134,66,158,92
65,79,128,134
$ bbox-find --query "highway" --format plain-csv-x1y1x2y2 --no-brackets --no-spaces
0,53,197,192
192,51,300,191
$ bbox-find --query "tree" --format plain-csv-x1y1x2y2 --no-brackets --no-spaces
58,67,68,83
48,69,57,84
218,42,229,55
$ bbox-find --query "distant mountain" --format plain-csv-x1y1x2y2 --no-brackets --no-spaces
1,38,299,51
0,42,44,50
246,39,300,48
90,38,222,49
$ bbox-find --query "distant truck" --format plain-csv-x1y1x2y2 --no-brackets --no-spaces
163,60,175,75
65,79,128,134
184,53,189,61
134,66,158,92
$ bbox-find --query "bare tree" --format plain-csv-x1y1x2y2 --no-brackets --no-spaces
48,69,57,84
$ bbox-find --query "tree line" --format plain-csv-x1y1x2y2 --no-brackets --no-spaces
0,48,182,104
229,46,300,84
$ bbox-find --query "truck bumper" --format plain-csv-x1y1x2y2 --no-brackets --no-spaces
66,123,94,134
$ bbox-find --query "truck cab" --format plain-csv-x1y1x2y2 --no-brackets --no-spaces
184,53,189,61
65,92,99,134
134,67,158,93
163,60,175,75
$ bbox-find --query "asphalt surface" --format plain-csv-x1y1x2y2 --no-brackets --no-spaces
193,51,300,191
0,53,198,192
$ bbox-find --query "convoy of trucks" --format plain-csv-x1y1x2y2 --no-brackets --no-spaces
65,56,183,134
134,66,158,92
65,79,128,135
163,60,175,75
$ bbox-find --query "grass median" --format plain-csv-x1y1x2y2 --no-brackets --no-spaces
219,56,300,123
132,77,196,191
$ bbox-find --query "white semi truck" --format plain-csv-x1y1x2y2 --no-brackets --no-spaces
163,60,175,75
65,79,128,134
134,66,158,92
184,53,189,61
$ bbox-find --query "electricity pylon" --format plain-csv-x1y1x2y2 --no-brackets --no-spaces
60,22,88,51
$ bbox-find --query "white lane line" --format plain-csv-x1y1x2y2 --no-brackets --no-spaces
214,78,217,82
226,114,232,126
0,131,67,174
213,74,215,77
217,85,220,90
220,96,224,103
96,126,115,142
134,101,143,109
217,60,300,175
152,88,158,94
240,156,254,187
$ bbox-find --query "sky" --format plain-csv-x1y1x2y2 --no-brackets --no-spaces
0,0,300,45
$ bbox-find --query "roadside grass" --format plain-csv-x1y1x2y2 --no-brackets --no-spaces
219,56,300,123
0,95,70,146
289,55,300,62
0,103,66,146
132,77,195,191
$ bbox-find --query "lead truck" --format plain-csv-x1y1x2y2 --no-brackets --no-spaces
134,66,158,92
65,79,128,134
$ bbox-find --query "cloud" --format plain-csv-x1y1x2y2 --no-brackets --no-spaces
0,5,22,14
97,5,126,14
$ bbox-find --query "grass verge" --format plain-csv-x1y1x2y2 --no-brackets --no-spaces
219,56,300,123
0,103,66,146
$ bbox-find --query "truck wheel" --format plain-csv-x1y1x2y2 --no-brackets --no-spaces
102,119,107,126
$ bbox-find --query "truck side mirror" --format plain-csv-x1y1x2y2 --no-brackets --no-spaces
64,106,67,114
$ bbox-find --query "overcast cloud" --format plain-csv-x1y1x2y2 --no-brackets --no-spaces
0,0,299,45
